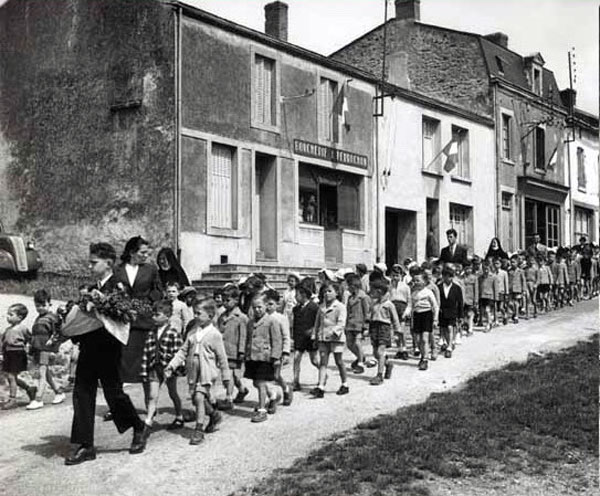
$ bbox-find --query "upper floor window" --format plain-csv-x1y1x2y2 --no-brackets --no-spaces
534,127,545,171
451,125,470,178
577,147,587,191
252,54,277,129
495,56,504,75
422,116,441,171
533,67,542,95
318,77,339,143
502,114,512,160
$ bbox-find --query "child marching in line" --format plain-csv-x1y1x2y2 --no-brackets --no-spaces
1,304,37,409
165,298,230,445
437,266,463,358
525,256,539,319
264,289,293,407
554,252,570,308
390,265,410,360
311,282,348,398
537,257,554,313
27,289,64,410
404,268,439,371
492,258,508,326
345,274,371,374
460,263,478,335
244,295,282,422
165,282,191,335
478,262,496,332
567,251,581,305
217,286,249,410
141,300,184,433
507,255,526,323
282,272,300,327
179,286,198,337
368,279,400,385
291,283,320,391
213,289,226,325
422,263,440,360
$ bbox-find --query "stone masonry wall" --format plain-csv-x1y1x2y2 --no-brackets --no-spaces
0,0,176,274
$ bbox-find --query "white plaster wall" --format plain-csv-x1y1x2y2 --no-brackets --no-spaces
378,97,496,261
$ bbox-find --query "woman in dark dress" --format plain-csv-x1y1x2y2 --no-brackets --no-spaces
485,237,509,261
113,236,163,384
156,247,190,288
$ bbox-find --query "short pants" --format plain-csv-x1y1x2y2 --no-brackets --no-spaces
412,311,433,334
369,322,392,348
318,341,345,354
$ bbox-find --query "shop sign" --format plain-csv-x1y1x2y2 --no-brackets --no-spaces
293,139,368,169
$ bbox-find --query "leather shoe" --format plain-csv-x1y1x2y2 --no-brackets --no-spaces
129,425,148,455
65,445,96,466
103,411,113,422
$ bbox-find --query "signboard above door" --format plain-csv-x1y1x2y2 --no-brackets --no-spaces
293,139,368,169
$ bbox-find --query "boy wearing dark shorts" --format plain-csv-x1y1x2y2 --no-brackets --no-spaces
437,266,463,358
291,284,319,390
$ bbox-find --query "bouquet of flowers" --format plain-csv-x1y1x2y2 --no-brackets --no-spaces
61,287,136,345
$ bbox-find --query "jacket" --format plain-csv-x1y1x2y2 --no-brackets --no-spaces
555,262,569,286
537,265,554,285
292,300,319,341
439,244,468,265
567,260,581,282
370,297,400,332
437,282,464,320
167,323,230,387
31,312,61,352
270,311,291,355
246,314,283,362
217,306,248,360
315,300,347,343
140,324,183,379
345,290,371,332
478,274,496,300
507,267,526,294
461,274,479,306
493,269,509,297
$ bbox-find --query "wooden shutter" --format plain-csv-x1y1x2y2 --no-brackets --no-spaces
210,144,233,229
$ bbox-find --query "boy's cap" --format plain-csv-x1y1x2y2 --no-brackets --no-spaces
318,268,335,281
287,271,302,281
391,264,404,274
374,262,387,273
180,286,198,298
334,268,353,281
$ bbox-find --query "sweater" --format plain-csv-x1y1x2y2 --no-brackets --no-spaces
407,287,439,318
461,274,479,306
370,297,400,332
31,312,61,353
478,274,496,299
169,299,192,335
217,306,248,361
345,290,371,332
507,267,526,294
167,323,231,387
555,262,570,286
1,323,31,351
493,269,509,296
537,265,554,285
315,300,347,343
292,300,319,341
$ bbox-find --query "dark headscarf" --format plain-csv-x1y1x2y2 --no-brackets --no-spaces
157,247,190,288
485,237,509,260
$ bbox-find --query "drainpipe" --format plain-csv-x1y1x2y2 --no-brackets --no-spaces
173,4,182,257
375,103,381,263
492,82,501,242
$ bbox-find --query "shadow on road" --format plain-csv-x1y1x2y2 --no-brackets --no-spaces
21,435,71,459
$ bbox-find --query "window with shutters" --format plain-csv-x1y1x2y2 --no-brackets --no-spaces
451,125,470,178
577,147,587,191
449,203,473,249
318,77,339,143
422,117,441,172
209,143,237,230
534,127,545,171
252,53,278,131
502,114,512,160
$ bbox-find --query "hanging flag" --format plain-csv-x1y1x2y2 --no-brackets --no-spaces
442,139,459,172
339,80,351,128
546,143,558,169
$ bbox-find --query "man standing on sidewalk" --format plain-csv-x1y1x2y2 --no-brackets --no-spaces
66,242,148,465
439,229,468,266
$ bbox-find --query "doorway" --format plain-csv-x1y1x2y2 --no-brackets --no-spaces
385,208,417,268
320,183,342,263
426,198,439,259
255,153,277,261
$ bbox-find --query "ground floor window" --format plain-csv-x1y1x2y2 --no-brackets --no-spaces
448,202,473,249
501,192,514,252
298,163,362,230
524,199,560,248
574,207,594,241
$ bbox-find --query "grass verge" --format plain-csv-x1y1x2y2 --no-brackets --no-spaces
0,271,87,301
234,335,599,496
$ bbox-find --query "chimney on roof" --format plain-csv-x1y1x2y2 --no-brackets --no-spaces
395,0,420,21
264,1,288,42
484,32,509,49
560,88,577,109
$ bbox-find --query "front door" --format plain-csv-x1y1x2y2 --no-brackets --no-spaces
320,183,342,264
386,208,417,268
255,153,277,261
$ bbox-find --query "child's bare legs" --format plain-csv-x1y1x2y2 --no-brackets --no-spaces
418,332,428,360
346,332,364,366
373,345,386,377
254,380,268,410
227,369,247,400
192,391,207,427
166,376,182,419
7,373,30,400
467,309,475,334
144,380,160,425
428,331,437,359
36,364,60,402
317,350,330,389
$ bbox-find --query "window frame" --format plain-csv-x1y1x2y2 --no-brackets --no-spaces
207,141,239,233
533,125,546,172
317,75,341,144
250,47,281,133
501,113,512,161
532,66,542,95
574,207,593,241
451,124,470,179
448,202,473,249
422,116,441,173
577,147,587,192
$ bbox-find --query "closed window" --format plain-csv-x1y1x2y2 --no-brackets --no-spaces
452,125,470,178
577,147,587,191
534,127,545,170
422,117,441,171
502,114,512,160
210,143,237,229
574,207,593,241
318,77,339,143
449,203,473,249
533,67,542,95
546,205,559,248
253,54,277,128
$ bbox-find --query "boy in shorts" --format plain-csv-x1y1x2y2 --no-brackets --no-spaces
437,266,463,358
292,284,320,390
507,255,526,323
345,274,371,374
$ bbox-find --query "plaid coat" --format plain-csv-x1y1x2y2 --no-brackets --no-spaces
140,324,184,379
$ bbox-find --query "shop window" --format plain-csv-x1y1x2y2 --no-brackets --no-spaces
577,147,587,191
252,54,277,129
534,127,545,171
546,205,559,247
451,125,470,178
449,203,473,248
502,114,512,160
318,77,339,143
299,167,319,225
525,199,561,248
422,117,441,172
209,143,237,229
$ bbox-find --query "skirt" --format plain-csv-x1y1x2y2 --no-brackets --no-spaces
120,328,147,383
2,349,28,374
244,360,275,381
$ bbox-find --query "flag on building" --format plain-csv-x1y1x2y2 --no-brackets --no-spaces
442,139,459,172
547,143,558,169
340,80,350,128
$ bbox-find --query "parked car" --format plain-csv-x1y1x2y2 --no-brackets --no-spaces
0,232,43,276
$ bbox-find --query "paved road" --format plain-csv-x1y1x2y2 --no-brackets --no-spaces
0,296,597,496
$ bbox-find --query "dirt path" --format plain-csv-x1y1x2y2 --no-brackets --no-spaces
0,295,597,496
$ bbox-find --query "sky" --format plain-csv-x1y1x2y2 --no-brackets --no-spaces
188,0,599,115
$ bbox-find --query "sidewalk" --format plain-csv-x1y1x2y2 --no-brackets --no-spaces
0,296,597,496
